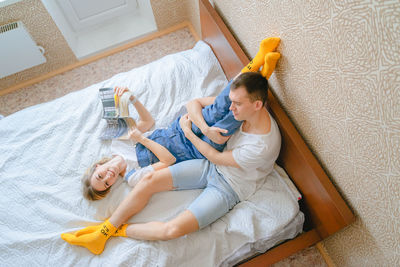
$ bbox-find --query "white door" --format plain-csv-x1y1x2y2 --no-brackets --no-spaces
56,0,139,32
42,0,156,59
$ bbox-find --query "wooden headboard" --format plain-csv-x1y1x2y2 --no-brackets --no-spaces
199,0,355,264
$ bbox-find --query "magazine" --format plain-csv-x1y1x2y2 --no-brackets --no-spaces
99,87,135,140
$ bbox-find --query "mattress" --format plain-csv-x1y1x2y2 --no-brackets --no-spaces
0,41,303,266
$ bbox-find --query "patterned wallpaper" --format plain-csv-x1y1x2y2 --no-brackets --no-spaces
150,0,200,33
0,0,77,90
208,0,400,266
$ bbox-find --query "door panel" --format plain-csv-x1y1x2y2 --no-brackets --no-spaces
56,0,138,31
70,0,126,20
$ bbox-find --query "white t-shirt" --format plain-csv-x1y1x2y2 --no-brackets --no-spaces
111,134,154,187
216,113,281,201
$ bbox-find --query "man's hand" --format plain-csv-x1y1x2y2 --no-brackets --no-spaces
202,126,230,145
182,113,230,145
179,114,192,135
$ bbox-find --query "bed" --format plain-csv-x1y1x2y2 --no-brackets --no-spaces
0,0,355,266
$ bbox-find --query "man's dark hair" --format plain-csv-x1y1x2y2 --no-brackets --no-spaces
231,72,269,106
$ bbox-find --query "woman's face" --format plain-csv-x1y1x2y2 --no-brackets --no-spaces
90,156,125,191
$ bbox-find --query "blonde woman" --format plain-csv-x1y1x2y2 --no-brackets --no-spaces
82,86,176,200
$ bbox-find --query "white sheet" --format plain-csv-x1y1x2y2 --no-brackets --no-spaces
0,41,303,266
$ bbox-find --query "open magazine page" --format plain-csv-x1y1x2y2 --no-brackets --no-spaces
99,87,119,118
101,117,136,140
99,88,135,140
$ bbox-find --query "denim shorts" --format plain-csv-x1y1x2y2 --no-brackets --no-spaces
135,80,242,167
168,159,240,229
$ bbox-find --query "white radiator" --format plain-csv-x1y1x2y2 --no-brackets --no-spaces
0,21,46,79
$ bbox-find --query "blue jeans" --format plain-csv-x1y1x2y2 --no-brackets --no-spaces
136,80,242,167
169,159,240,228
191,80,241,136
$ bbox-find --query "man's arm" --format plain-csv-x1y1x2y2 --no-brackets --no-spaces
186,97,230,144
180,114,239,168
186,97,215,133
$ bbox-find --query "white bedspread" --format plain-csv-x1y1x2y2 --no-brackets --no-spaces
0,41,302,266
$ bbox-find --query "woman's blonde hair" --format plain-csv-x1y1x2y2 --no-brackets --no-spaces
82,157,112,201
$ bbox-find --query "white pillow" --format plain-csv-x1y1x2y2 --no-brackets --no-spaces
274,164,302,201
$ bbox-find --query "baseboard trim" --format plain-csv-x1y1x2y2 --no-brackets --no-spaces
0,21,197,97
316,242,336,267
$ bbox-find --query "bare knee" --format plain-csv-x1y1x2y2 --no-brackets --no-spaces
133,168,173,194
135,172,157,190
129,172,157,199
162,223,185,240
161,210,199,240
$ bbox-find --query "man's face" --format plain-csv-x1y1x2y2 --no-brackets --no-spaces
229,86,258,121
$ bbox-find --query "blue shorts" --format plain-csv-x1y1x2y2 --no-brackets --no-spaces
168,159,240,229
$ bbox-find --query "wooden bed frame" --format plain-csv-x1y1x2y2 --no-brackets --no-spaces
199,0,355,265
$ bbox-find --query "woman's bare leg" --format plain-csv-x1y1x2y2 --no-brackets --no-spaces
109,168,174,227
60,168,174,255
125,210,199,241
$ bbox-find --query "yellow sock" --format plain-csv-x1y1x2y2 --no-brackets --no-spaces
261,52,281,79
113,224,128,237
241,37,280,73
61,220,117,255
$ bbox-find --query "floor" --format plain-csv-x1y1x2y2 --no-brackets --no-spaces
0,27,327,267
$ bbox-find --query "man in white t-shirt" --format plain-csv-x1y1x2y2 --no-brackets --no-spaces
60,72,281,254
184,72,281,202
